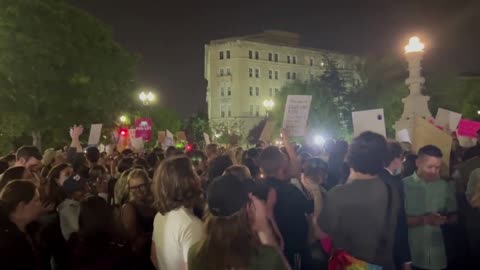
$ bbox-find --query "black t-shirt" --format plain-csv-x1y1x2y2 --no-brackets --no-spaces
0,213,36,269
265,177,314,252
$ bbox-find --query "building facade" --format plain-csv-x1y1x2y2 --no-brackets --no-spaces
204,30,360,136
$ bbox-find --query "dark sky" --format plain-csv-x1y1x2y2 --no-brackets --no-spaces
72,0,480,117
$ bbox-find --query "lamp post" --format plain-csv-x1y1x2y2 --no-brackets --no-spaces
394,36,432,136
139,91,155,105
263,99,274,118
119,115,127,124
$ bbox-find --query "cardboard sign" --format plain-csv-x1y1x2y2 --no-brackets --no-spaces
397,129,411,143
135,118,153,141
434,108,462,131
457,119,480,138
282,95,312,137
130,138,144,152
352,109,386,137
87,124,103,145
166,130,174,139
129,129,136,141
203,133,211,144
158,131,166,144
412,116,452,175
260,119,275,142
176,131,187,142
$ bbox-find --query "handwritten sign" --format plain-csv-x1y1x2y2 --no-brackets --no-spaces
135,118,153,141
352,108,386,137
397,129,411,143
87,124,103,145
176,131,187,142
457,119,480,138
158,131,166,144
434,108,462,131
282,95,312,137
203,133,211,144
412,116,452,175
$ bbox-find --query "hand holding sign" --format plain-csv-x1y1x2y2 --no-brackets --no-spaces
70,125,84,139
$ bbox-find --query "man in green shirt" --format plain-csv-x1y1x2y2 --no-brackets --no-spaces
403,145,457,270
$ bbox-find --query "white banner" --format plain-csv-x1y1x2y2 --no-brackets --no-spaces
87,124,102,145
282,95,312,137
352,108,386,137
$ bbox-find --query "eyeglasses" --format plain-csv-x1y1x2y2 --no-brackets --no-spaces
128,183,149,192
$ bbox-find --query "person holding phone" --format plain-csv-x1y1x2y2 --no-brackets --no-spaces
403,145,457,270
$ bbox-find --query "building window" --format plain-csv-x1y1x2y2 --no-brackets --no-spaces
268,53,272,61
268,70,273,80
309,58,314,66
255,105,260,117
287,55,291,64
292,72,297,80
249,68,253,78
274,71,278,80
255,87,259,96
219,51,224,60
220,87,225,97
275,88,279,96
220,68,224,77
226,50,230,59
226,67,231,76
255,68,259,78
220,105,225,118
249,50,253,59
249,86,253,96
255,51,259,60
274,53,278,62
287,72,291,80
227,105,232,117
227,87,231,96
269,88,273,97
293,56,297,64
250,105,254,116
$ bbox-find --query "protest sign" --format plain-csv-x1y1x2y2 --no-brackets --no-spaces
282,95,312,137
434,108,462,131
87,124,102,145
412,116,452,175
260,119,275,142
176,131,187,142
457,119,480,138
130,138,144,152
158,131,166,144
203,133,211,144
396,129,411,143
352,108,386,137
135,118,153,141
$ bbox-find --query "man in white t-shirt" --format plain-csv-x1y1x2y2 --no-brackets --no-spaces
150,156,205,270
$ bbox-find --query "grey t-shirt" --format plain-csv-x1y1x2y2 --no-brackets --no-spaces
318,178,398,270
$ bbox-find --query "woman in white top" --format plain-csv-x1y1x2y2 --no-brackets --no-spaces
150,156,205,270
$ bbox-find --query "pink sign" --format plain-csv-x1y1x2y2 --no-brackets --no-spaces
135,118,153,141
457,119,480,138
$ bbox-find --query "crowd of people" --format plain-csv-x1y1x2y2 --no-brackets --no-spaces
0,125,480,270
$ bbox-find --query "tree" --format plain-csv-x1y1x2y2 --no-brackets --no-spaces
0,0,137,150
182,112,211,145
210,119,245,146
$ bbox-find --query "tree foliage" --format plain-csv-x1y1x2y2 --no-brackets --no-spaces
210,119,245,146
0,0,137,149
182,112,211,144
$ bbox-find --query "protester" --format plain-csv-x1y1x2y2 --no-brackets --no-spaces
13,145,43,171
379,141,411,270
401,153,417,178
151,156,205,270
462,129,480,161
0,161,8,175
205,143,219,163
465,181,480,268
319,131,398,269
0,154,16,167
87,164,110,200
403,145,457,270
207,155,234,185
41,148,57,178
259,138,314,269
0,180,43,269
58,174,88,240
325,140,349,189
44,163,72,207
0,166,29,191
189,150,208,181
188,174,290,270
121,169,156,269
68,195,133,270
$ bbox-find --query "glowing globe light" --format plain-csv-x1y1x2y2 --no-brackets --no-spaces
405,36,425,53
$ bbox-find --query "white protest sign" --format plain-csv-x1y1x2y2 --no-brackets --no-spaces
396,129,411,143
130,138,144,152
435,108,462,131
203,133,211,144
87,124,103,145
282,95,312,137
129,129,136,141
352,108,386,137
166,130,174,139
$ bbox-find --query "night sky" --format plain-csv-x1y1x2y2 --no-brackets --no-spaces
72,0,480,117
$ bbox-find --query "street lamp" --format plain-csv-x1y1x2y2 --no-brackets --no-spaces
263,99,274,118
119,115,127,124
139,91,155,105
